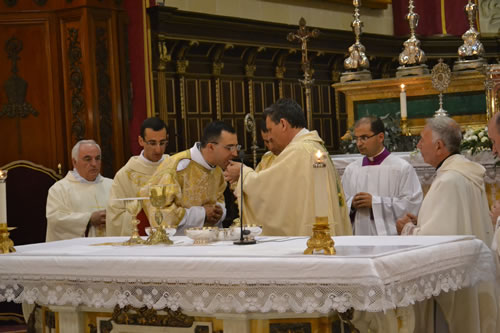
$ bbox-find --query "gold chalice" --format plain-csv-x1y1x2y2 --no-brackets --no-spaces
146,185,173,245
122,198,147,246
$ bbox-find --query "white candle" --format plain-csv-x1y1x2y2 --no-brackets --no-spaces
400,84,407,119
0,170,7,223
313,151,329,218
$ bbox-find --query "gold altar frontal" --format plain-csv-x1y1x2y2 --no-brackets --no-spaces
39,305,342,333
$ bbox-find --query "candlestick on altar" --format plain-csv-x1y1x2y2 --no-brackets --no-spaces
0,170,15,254
399,84,410,136
304,151,335,255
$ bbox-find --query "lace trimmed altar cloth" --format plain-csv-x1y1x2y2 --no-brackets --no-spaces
0,235,494,314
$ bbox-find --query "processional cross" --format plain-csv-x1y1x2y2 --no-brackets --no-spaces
287,18,319,130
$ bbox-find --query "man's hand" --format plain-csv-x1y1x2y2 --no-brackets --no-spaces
352,192,372,209
490,200,500,228
89,209,106,227
224,161,242,184
204,204,223,226
396,213,417,235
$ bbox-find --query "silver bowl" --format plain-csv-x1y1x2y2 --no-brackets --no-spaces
224,225,263,240
185,227,219,244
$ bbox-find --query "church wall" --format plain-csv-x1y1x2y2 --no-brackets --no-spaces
0,0,130,178
163,0,394,36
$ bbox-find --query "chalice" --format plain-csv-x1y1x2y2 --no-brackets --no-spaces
146,184,173,245
122,198,147,246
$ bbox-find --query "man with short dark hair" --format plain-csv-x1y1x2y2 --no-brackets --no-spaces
106,117,169,236
46,140,112,241
224,98,351,237
342,116,422,235
144,121,238,235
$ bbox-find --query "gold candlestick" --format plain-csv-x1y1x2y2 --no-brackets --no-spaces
0,170,15,254
396,0,428,77
341,0,372,83
304,151,335,255
454,0,486,71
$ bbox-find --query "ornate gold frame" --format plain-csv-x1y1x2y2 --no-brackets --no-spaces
333,71,486,135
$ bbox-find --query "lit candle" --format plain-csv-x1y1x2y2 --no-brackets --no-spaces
400,84,407,119
313,151,329,218
0,170,7,223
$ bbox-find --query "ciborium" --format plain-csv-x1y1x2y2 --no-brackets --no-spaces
121,198,147,246
146,185,173,245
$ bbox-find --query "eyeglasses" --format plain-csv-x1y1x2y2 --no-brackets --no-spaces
353,133,379,143
145,140,168,147
210,142,242,152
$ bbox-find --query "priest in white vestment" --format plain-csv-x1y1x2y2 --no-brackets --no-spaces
397,117,497,333
106,117,169,236
143,121,238,235
224,98,351,237
342,116,422,235
46,140,112,242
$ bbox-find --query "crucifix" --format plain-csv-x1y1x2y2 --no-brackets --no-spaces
287,18,319,130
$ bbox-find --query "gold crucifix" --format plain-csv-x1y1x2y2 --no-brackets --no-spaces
287,18,319,130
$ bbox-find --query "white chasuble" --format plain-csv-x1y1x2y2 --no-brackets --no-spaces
106,154,167,236
405,154,497,333
46,172,112,242
342,154,422,235
236,129,352,237
143,144,226,235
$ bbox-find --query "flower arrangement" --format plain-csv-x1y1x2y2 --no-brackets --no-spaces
340,113,419,154
460,126,491,155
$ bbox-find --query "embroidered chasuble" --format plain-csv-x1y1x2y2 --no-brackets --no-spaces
255,151,276,172
404,154,497,333
46,172,112,242
236,129,351,236
143,144,227,235
106,154,167,236
342,150,422,235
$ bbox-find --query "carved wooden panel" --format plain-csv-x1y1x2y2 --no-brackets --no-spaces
0,14,64,171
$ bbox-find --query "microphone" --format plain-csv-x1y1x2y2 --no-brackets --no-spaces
234,150,255,245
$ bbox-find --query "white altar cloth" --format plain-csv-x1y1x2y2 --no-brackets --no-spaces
0,236,494,315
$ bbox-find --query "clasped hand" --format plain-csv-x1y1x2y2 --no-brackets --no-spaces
352,192,372,209
204,204,222,226
396,213,417,235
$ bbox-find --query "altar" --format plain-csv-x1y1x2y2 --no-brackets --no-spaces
0,235,495,333
332,151,500,203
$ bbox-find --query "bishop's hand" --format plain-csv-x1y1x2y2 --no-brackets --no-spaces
224,161,241,184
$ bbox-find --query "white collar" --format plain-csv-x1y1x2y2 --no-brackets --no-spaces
190,143,215,170
138,150,165,165
367,147,386,162
70,169,102,184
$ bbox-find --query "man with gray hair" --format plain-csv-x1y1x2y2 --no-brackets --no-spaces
46,140,112,242
397,117,496,333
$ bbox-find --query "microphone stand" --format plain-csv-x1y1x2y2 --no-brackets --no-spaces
234,152,256,245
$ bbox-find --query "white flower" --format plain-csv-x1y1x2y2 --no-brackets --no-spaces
481,136,488,143
471,135,478,141
478,131,484,138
